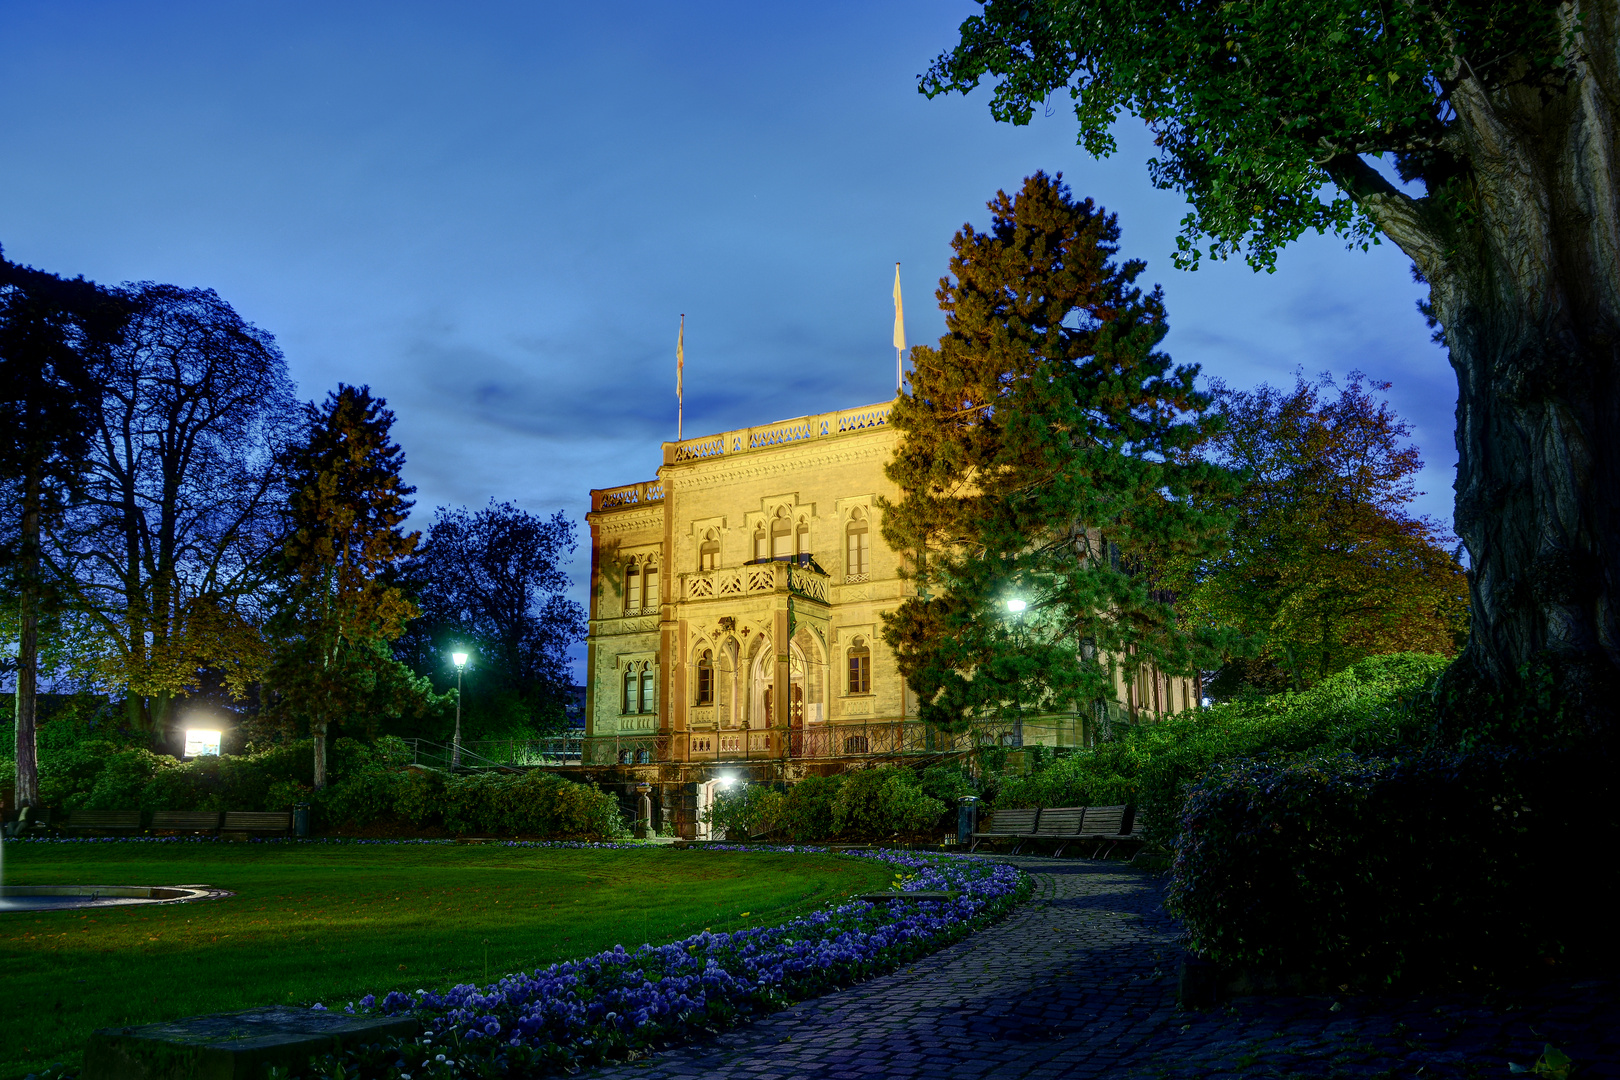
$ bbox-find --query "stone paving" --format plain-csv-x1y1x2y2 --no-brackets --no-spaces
593,857,1620,1080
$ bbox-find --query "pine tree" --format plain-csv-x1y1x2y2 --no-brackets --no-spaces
266,385,433,789
880,173,1237,733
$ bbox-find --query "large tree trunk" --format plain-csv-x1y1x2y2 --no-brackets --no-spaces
1350,15,1620,738
13,468,41,809
312,720,328,790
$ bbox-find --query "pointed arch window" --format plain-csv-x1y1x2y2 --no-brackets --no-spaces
640,667,657,714
846,509,870,581
696,650,714,705
847,638,871,694
699,530,719,571
795,518,809,561
622,668,638,714
753,523,768,561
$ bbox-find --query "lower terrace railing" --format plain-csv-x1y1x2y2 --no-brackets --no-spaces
400,717,1094,769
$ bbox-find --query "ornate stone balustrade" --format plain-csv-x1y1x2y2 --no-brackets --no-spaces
590,479,665,512
683,560,829,604
667,400,894,464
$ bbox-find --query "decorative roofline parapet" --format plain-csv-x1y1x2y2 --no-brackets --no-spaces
663,399,895,465
589,478,665,513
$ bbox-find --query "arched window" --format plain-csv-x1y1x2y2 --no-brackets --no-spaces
762,685,773,725
795,518,809,561
753,523,768,561
848,638,871,694
622,668,637,713
642,563,659,609
625,563,641,610
846,509,870,580
696,650,714,705
640,667,656,714
699,530,719,571
770,508,791,559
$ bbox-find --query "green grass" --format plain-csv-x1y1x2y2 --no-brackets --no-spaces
0,841,895,1078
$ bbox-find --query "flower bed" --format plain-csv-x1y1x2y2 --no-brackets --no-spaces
298,850,1027,1079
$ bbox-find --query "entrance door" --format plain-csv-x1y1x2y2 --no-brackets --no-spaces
695,779,722,840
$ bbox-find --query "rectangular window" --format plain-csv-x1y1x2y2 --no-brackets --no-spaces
772,529,791,559
754,532,768,560
847,531,870,576
643,566,659,609
848,654,871,694
640,669,656,714
626,568,641,610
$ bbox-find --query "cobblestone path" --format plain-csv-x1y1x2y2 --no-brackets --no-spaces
593,857,1619,1079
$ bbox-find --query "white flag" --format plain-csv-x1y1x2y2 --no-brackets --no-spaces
892,263,906,351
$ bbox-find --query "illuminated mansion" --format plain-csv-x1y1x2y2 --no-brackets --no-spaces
582,397,1199,782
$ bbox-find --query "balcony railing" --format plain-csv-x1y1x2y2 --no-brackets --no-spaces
590,479,665,512
683,559,828,604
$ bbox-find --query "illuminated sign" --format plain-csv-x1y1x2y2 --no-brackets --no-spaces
184,729,222,757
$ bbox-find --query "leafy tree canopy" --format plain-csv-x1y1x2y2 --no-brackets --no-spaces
398,500,586,740
1172,373,1470,697
881,172,1238,731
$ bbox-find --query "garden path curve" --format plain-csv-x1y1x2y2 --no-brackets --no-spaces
590,856,1620,1080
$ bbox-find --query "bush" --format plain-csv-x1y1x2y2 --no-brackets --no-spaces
1166,747,1611,986
831,767,946,838
703,784,785,840
775,774,844,841
993,652,1448,836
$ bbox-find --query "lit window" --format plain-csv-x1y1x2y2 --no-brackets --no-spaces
771,509,791,559
625,564,641,610
696,651,714,705
846,510,870,577
699,530,719,571
643,564,659,609
848,639,871,694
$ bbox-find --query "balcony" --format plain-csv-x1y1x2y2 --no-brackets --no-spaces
683,558,828,604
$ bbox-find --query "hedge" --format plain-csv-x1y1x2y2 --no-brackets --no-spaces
1165,747,1614,986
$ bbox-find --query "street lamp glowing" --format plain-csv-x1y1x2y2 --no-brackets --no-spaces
451,650,469,668
1005,598,1027,614
451,649,469,769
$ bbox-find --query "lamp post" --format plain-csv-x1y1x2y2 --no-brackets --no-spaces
451,650,469,768
1005,598,1026,748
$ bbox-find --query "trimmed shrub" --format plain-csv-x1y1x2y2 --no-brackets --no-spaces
831,767,946,838
703,784,785,840
1166,748,1609,986
776,774,844,841
993,652,1448,835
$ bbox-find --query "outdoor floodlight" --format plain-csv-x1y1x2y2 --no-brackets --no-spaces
1005,598,1027,614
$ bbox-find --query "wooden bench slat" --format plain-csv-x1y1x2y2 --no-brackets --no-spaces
973,808,1038,835
1034,807,1086,835
1080,805,1127,837
222,811,292,832
62,810,143,830
150,811,222,830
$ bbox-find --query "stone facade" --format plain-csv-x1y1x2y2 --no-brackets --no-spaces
583,397,1199,793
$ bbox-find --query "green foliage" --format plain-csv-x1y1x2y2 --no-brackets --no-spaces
1166,746,1609,985
881,172,1238,731
702,783,786,841
1170,374,1469,691
831,767,947,838
993,652,1448,834
775,774,844,842
922,1,1569,270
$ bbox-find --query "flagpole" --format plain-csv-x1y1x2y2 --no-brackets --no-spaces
677,313,685,442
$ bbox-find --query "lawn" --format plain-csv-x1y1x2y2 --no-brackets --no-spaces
0,840,895,1078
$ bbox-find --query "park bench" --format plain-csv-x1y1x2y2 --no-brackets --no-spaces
1029,806,1087,857
61,810,144,835
220,811,292,837
3,806,54,837
149,810,222,835
968,807,1038,852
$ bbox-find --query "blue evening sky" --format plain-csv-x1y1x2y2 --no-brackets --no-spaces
0,1,1456,680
